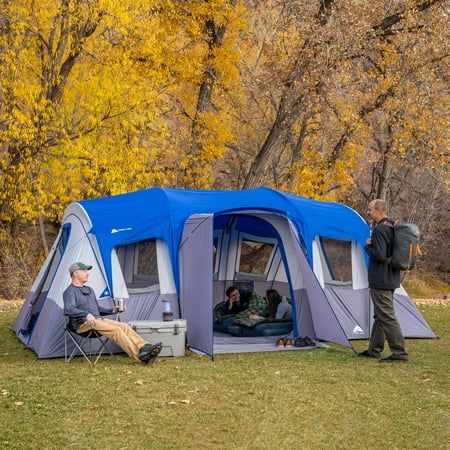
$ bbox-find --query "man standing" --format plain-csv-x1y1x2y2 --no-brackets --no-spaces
359,199,408,362
63,262,162,364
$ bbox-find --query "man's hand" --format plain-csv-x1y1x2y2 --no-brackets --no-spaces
228,299,236,309
366,237,372,245
85,313,96,327
249,314,263,320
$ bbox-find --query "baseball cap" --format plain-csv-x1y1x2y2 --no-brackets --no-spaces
69,262,93,275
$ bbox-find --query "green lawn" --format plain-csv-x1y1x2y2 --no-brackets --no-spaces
1,303,449,450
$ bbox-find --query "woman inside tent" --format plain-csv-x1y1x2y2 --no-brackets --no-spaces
266,289,292,321
249,289,292,322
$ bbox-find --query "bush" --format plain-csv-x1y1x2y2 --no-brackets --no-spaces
402,268,450,298
0,226,46,299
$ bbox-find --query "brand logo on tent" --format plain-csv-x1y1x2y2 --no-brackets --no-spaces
352,325,364,335
99,287,111,298
111,227,132,234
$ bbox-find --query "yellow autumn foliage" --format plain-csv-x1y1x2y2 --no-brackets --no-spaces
0,0,447,233
1,0,246,225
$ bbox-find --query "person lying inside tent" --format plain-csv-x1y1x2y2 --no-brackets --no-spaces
233,289,292,328
264,289,292,321
213,286,252,332
63,262,162,364
232,291,270,328
214,286,248,324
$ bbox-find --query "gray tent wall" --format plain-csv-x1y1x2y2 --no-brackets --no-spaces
387,290,435,338
12,232,62,353
262,212,350,347
12,227,64,344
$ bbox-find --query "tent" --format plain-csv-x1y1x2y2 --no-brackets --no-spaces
13,187,435,358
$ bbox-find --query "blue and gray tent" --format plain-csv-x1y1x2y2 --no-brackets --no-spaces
13,187,435,358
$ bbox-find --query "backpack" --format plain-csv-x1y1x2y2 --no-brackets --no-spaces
387,222,422,271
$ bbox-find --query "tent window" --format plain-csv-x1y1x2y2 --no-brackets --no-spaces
320,237,352,287
239,239,275,276
41,229,68,292
133,239,159,287
136,240,157,278
117,239,159,289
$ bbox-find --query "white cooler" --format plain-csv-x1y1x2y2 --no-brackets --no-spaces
129,319,187,357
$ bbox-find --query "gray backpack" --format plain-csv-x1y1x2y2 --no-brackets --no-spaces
388,223,422,271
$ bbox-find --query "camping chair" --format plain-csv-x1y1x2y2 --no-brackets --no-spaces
64,315,114,365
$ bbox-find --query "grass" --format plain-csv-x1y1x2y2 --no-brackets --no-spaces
1,301,449,450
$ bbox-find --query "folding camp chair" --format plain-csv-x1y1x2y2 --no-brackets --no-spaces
64,315,114,365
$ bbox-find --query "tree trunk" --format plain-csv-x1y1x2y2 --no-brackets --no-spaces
375,123,394,201
242,0,337,189
38,216,49,254
287,113,308,191
184,2,236,188
243,93,305,188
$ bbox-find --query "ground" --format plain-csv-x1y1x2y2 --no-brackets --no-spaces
0,298,449,449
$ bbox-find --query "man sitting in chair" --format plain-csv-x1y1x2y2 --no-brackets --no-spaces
63,262,162,364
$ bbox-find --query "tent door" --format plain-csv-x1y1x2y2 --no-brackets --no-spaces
179,214,214,356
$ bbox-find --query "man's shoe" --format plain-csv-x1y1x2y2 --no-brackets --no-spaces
357,350,381,359
139,342,162,363
284,338,293,347
276,338,285,347
379,355,408,363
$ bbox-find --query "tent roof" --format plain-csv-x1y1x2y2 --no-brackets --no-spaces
75,187,369,292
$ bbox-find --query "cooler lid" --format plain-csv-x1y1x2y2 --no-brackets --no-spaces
129,319,187,332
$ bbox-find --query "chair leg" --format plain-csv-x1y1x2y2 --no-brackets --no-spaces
65,330,85,364
65,331,95,365
65,329,114,365
91,335,115,364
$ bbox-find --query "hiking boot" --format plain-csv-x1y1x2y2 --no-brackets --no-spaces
139,342,162,363
303,336,315,347
357,350,381,359
284,338,293,347
379,355,408,363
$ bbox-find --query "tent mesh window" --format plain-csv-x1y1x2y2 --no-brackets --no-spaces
117,239,159,290
239,239,274,275
319,238,353,288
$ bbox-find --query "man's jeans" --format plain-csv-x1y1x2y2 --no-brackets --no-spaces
368,289,408,359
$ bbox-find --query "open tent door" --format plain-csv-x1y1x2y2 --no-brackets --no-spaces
179,214,214,356
288,221,352,348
